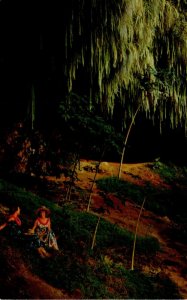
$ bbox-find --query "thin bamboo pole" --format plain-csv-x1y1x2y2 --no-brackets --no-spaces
131,197,146,271
91,215,101,250
118,104,141,179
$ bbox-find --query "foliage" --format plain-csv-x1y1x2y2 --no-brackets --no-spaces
59,92,122,159
1,0,187,142
0,124,65,178
64,0,187,131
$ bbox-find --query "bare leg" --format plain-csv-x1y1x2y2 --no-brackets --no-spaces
37,247,51,258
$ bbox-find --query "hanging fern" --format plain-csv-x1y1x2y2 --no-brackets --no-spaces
63,0,187,132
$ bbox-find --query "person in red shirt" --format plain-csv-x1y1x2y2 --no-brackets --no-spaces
0,206,22,240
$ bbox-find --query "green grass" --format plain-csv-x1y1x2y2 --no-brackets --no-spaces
113,266,181,299
26,242,178,299
28,253,111,298
0,160,185,298
97,164,187,244
97,176,143,204
97,175,187,220
0,178,160,253
97,176,173,214
150,161,187,185
0,177,181,299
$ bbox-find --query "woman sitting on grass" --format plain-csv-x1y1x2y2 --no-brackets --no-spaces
29,206,59,257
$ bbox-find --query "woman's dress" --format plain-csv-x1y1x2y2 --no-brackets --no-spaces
33,217,58,250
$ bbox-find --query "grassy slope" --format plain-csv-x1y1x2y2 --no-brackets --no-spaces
0,161,184,299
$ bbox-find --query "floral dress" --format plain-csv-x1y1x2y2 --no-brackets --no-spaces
34,217,58,250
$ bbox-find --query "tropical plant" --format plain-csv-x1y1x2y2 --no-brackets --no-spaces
1,1,187,140
63,0,187,133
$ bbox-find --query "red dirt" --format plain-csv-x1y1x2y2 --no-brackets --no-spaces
72,160,187,298
1,159,186,298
